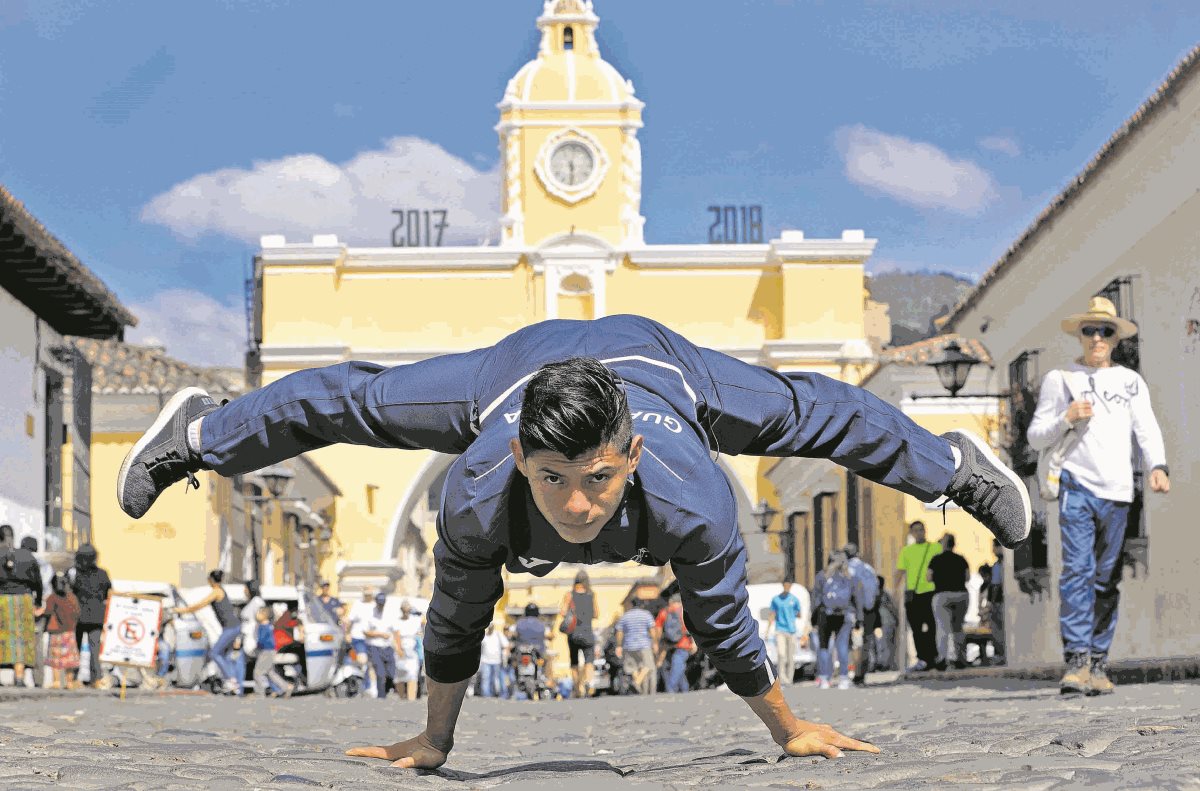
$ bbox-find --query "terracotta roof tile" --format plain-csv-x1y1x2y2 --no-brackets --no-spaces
879,334,992,366
69,337,247,396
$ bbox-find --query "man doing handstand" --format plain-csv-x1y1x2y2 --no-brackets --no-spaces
118,314,1030,767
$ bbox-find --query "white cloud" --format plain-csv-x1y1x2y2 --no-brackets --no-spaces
979,135,1022,157
126,289,246,368
837,125,998,215
140,136,500,246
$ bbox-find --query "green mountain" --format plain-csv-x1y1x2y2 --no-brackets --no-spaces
866,270,977,347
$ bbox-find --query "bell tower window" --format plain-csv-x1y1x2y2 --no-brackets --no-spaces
563,26,574,50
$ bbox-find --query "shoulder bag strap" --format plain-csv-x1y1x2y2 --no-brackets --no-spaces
918,542,935,587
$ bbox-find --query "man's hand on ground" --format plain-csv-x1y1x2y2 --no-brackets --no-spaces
345,732,449,769
780,720,879,760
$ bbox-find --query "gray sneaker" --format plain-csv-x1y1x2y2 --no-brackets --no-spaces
942,429,1032,548
117,387,219,519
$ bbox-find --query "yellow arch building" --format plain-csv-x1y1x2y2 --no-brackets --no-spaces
249,0,885,666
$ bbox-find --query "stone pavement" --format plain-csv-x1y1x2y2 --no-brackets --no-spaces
2,677,1200,790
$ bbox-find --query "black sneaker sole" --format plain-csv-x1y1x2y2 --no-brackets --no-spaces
116,386,208,516
946,428,1032,548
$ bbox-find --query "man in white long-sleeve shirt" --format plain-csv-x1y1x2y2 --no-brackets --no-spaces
1027,296,1170,696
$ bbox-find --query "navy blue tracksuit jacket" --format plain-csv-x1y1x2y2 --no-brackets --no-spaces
199,315,954,696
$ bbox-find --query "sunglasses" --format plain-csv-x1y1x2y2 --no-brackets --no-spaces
1080,325,1116,339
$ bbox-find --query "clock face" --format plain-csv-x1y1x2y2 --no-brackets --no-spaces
549,141,595,188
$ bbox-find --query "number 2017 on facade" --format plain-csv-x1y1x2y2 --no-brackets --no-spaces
392,209,448,247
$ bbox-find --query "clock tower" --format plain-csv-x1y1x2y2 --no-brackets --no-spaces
498,0,645,251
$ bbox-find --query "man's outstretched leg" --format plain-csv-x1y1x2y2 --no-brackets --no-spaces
692,342,1032,548
118,356,482,519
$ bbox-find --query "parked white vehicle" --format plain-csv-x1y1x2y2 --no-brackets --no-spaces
179,583,361,696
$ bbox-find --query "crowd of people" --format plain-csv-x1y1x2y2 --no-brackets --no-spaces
895,521,1006,673
0,528,111,690
0,530,1000,698
467,571,705,701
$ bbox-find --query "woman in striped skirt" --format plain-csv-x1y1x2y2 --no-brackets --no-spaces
0,524,44,685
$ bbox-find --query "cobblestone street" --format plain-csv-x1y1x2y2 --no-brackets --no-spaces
2,676,1200,790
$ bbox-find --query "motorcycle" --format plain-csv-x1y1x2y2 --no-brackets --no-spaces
511,643,553,700
686,649,724,691
596,637,634,695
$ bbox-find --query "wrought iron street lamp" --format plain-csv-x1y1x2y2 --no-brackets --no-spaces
752,498,779,533
246,465,307,586
753,498,797,582
909,339,1005,400
258,464,295,499
931,340,979,397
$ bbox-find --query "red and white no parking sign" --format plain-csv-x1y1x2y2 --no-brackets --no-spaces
99,593,163,669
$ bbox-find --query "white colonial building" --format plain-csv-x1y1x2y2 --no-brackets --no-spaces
943,46,1200,665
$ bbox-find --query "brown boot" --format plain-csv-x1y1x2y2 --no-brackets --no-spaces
1059,653,1090,695
1088,655,1115,695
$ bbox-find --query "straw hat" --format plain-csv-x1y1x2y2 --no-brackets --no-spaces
1060,296,1137,340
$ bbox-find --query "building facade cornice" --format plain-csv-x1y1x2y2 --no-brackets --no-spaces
257,234,876,272
627,245,772,268
761,338,876,364
259,339,875,371
259,236,525,271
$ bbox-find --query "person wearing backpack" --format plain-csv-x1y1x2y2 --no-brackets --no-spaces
843,543,879,686
68,544,111,689
811,552,860,689
655,592,693,693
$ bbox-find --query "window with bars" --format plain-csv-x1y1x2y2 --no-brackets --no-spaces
1007,350,1050,583
812,492,839,574
845,472,859,549
845,472,875,565
1006,350,1041,477
1095,276,1140,372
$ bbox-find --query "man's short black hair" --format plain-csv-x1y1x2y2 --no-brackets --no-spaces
519,357,633,459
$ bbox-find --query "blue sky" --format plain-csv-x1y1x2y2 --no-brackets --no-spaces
1,0,1196,365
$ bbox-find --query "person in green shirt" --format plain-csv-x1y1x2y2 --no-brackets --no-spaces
893,521,942,672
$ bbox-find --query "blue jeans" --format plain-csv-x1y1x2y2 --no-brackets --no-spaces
367,644,396,698
211,626,245,694
480,662,505,697
817,613,853,681
1058,470,1129,657
503,664,515,698
157,641,172,677
665,647,690,692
